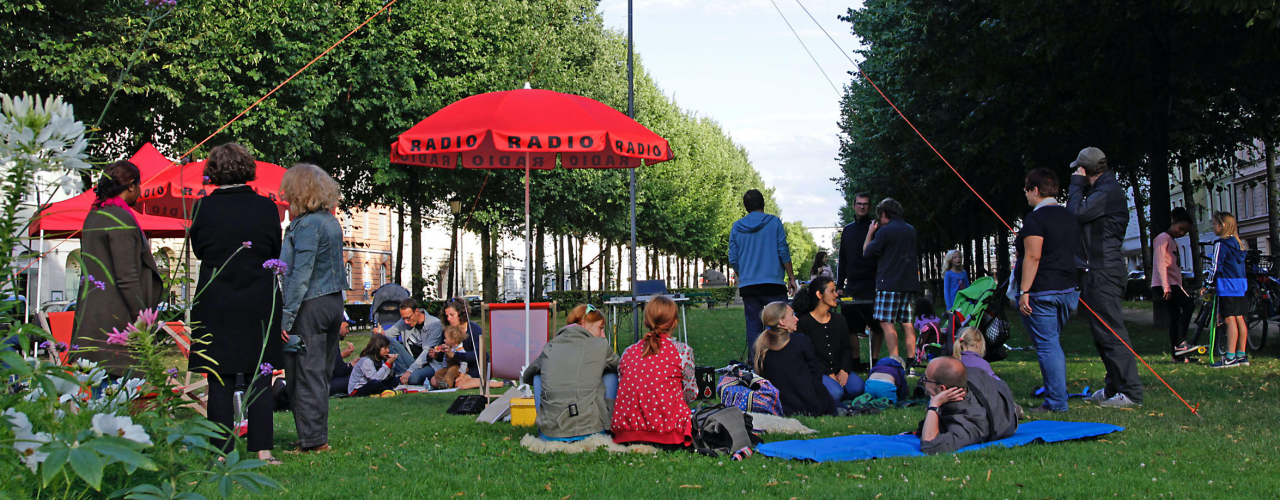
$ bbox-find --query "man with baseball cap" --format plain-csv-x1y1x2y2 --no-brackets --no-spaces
1066,147,1143,408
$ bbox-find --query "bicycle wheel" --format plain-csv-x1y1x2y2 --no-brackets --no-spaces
1247,295,1269,351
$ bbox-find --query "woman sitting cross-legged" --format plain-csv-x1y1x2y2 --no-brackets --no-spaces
347,335,400,397
521,304,620,441
755,301,837,416
792,276,865,404
611,296,697,449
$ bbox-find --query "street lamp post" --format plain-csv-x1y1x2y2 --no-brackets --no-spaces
448,197,462,300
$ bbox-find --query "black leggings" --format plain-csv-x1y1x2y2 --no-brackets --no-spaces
351,376,397,397
1156,287,1194,358
207,374,273,453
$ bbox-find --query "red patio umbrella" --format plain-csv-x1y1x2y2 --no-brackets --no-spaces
136,159,289,220
390,87,674,370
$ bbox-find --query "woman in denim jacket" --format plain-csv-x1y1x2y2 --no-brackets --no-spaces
279,163,347,452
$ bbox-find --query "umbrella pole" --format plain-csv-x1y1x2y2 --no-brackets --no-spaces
627,0,639,343
524,152,531,373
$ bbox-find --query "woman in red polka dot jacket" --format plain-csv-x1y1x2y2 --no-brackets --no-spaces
611,296,697,448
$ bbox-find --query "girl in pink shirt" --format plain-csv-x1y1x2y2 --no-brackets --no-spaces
1152,207,1198,363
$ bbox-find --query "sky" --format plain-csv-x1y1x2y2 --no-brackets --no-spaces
597,0,866,244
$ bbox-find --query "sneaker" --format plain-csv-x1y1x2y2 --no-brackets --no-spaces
1098,393,1141,408
1210,357,1241,369
1237,355,1250,366
1087,389,1108,404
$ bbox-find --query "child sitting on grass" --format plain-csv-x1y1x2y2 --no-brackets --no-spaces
425,325,502,390
348,335,399,397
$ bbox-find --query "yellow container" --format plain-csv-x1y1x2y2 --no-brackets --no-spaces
510,398,536,427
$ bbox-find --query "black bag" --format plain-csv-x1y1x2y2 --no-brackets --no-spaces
690,404,762,456
980,282,1013,362
446,395,488,415
694,366,716,399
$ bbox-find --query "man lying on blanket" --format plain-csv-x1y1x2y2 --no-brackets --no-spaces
916,357,1019,454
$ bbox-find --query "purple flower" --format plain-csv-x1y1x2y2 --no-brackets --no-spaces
69,345,79,352
242,241,253,249
85,274,106,291
165,368,178,378
259,363,273,377
56,342,67,352
106,328,130,346
262,259,287,276
136,309,158,327
202,175,210,184
39,341,52,350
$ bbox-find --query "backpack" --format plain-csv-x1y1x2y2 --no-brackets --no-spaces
716,373,784,416
690,404,762,456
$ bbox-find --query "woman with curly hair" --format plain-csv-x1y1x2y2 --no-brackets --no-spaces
188,143,283,463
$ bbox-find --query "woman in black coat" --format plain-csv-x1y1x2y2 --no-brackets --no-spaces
188,143,283,464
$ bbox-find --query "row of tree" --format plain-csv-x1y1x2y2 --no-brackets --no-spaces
835,0,1280,283
5,0,814,301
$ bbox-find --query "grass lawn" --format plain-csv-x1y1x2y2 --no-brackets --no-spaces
212,306,1276,499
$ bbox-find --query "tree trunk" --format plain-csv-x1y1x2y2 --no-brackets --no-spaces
1131,178,1163,327
394,202,404,285
480,224,497,304
996,226,1010,288
1266,139,1279,256
567,235,577,290
617,243,624,290
410,199,423,300
1180,159,1204,284
577,237,585,291
534,225,545,298
447,218,458,299
555,233,563,293
1146,3,1173,263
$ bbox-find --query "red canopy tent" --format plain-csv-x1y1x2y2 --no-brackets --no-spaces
137,159,289,221
28,191,188,238
28,143,189,238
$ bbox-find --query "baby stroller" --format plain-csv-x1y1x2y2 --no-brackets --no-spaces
921,276,1012,362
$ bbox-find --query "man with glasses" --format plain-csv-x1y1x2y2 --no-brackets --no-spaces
377,298,442,383
915,357,1018,454
837,193,880,371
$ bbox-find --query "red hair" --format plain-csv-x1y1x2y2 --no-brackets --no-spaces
566,304,606,327
641,296,678,357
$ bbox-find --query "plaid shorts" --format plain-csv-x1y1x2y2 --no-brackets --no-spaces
873,290,916,324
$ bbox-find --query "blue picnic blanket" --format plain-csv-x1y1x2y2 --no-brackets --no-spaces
757,420,1123,462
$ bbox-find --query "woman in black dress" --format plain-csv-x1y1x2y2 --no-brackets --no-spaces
188,143,283,464
753,301,836,416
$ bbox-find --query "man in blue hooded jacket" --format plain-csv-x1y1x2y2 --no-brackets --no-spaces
729,189,797,361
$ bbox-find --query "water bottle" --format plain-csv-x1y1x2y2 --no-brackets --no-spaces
731,446,753,461
233,391,244,423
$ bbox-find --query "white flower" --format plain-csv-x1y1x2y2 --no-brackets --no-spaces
12,430,51,472
76,366,107,388
2,409,32,435
91,413,152,446
74,358,97,371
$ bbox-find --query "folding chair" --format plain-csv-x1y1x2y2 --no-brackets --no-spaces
162,321,209,416
34,311,76,364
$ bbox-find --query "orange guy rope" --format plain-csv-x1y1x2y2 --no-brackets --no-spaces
16,0,399,278
792,0,1198,416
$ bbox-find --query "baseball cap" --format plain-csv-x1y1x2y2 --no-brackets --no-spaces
1070,147,1107,170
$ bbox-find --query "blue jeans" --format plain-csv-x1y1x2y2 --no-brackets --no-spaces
1021,292,1072,411
406,365,436,386
743,293,788,361
531,373,619,412
821,373,865,404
